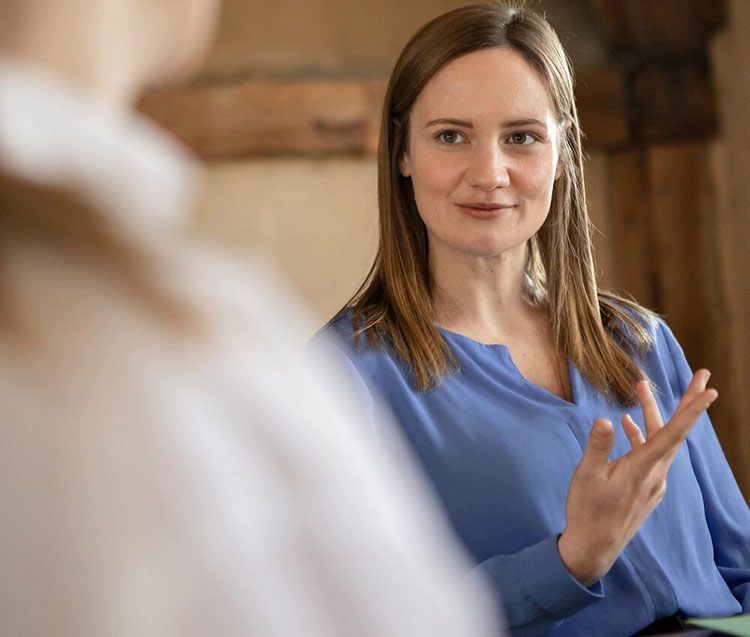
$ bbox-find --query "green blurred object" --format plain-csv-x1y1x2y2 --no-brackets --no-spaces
687,614,750,636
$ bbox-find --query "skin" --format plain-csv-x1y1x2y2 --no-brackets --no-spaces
402,47,718,584
0,0,223,108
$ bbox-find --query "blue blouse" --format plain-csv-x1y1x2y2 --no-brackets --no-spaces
318,313,750,636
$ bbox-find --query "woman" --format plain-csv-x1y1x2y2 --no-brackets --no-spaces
320,2,750,635
0,1,500,636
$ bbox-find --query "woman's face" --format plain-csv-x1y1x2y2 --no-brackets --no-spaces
401,46,562,262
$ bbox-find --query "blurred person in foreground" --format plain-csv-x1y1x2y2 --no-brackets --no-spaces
0,1,501,635
318,2,750,635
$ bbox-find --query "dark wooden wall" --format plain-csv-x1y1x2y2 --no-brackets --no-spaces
589,0,749,496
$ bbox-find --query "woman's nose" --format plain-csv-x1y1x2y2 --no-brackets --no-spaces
465,144,510,191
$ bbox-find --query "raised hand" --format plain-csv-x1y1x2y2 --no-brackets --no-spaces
557,370,718,586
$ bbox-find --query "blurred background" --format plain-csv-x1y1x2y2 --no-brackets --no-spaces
138,0,750,498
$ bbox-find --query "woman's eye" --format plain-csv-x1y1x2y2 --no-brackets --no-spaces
437,131,463,144
509,132,536,145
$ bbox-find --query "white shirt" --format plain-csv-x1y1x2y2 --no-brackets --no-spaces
0,62,501,637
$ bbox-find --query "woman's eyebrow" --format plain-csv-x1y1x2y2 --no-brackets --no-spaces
503,118,547,128
424,118,473,128
424,117,548,129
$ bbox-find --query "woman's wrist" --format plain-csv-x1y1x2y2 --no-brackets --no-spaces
557,532,603,587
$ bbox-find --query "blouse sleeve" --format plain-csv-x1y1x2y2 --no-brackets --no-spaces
658,321,750,610
471,536,603,635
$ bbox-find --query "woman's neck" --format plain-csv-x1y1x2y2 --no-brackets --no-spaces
430,240,538,342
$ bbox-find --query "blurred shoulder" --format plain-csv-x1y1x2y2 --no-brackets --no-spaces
0,235,324,402
168,240,321,351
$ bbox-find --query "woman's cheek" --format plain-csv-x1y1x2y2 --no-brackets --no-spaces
414,147,464,186
517,155,557,198
437,159,467,195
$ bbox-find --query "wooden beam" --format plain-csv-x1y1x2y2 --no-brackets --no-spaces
138,79,385,159
138,71,630,159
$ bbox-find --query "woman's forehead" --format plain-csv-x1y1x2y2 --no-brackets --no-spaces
411,47,555,126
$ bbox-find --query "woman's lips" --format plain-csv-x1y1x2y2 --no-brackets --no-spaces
455,203,516,219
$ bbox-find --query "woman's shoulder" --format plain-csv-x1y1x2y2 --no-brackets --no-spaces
320,309,358,347
317,309,377,355
598,290,662,353
314,308,405,377
598,292,693,391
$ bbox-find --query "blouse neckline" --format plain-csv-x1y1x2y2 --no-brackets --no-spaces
436,325,579,408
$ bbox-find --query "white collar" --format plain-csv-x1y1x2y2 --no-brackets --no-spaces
0,59,199,234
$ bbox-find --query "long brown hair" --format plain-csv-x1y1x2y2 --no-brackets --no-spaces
0,170,197,336
342,1,652,405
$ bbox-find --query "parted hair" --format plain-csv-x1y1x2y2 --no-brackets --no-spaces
340,1,653,405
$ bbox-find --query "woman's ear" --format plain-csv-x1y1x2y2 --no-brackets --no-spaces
399,152,412,178
555,160,563,181
554,118,572,180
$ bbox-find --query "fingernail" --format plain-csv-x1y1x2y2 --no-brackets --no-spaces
703,370,711,384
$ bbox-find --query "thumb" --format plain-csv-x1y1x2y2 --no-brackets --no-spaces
581,419,614,468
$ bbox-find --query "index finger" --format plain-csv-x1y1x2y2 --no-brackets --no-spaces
636,388,718,466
